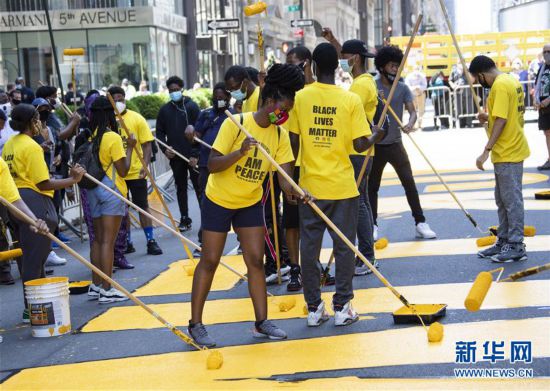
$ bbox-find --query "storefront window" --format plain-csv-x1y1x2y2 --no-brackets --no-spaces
87,27,152,91
0,32,18,88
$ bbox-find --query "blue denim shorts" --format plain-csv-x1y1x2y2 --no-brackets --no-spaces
87,176,126,218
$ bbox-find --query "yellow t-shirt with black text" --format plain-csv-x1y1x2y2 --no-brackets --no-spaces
242,86,260,113
206,112,294,209
95,131,128,195
2,134,53,198
289,82,370,200
487,73,530,163
119,110,154,180
349,73,377,157
0,157,21,203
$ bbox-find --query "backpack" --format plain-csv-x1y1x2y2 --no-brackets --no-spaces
72,139,105,189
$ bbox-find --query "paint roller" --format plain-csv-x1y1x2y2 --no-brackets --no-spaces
464,267,504,312
0,196,223,369
477,225,536,247
0,248,22,262
244,1,267,16
63,48,85,56
375,237,389,250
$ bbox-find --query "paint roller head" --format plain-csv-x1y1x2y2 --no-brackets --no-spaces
476,235,496,247
0,248,23,262
464,271,493,312
303,304,308,315
244,1,267,16
375,237,389,250
63,48,85,56
278,296,296,312
184,265,196,276
427,322,444,343
524,225,536,237
206,350,223,370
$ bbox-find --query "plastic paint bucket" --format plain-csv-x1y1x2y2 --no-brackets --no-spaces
24,277,71,338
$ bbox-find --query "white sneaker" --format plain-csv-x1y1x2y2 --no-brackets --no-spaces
280,264,291,275
333,301,359,326
307,301,329,327
415,222,437,239
98,287,129,304
373,225,379,241
88,283,101,299
45,251,67,266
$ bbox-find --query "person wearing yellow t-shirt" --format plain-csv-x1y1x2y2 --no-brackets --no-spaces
469,55,530,263
225,65,260,113
84,96,136,303
108,86,163,257
335,36,381,276
189,64,308,347
289,43,385,328
2,104,85,321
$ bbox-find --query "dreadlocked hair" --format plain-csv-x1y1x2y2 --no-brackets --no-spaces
89,96,118,157
374,45,403,72
261,63,305,103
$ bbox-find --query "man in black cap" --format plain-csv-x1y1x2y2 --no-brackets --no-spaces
324,30,380,277
15,77,35,104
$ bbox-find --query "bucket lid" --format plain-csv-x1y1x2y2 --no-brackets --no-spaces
24,277,69,287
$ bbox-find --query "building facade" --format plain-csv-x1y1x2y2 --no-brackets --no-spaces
492,0,550,32
0,0,189,92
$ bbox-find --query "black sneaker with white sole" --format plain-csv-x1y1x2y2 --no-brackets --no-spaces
286,264,302,292
265,261,290,284
147,239,163,255
253,320,287,340
98,287,129,304
188,322,216,348
178,217,192,232
491,243,528,263
477,238,505,258
354,257,379,276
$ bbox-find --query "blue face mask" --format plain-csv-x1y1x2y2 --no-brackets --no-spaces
230,88,246,101
170,90,183,102
339,58,353,74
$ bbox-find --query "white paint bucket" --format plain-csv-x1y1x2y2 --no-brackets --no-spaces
24,277,71,338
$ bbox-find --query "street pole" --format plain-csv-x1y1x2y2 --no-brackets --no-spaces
42,0,64,98
299,0,305,46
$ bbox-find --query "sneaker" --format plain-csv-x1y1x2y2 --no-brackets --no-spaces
477,238,505,258
373,225,379,241
491,243,528,263
0,273,15,285
124,241,136,254
286,264,302,292
22,308,30,324
98,287,129,304
114,258,135,269
333,301,359,326
253,319,287,340
354,257,379,276
188,322,216,348
307,301,329,327
147,239,163,255
537,160,550,171
324,272,335,286
88,283,101,299
280,263,291,275
51,241,60,249
56,232,71,243
265,261,290,284
45,251,67,266
178,217,192,232
415,222,437,239
192,248,201,258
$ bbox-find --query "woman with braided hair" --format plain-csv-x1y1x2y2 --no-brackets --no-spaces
189,63,310,347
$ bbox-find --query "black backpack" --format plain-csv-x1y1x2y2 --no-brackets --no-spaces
72,139,105,189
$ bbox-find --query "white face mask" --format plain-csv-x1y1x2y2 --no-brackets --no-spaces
116,101,126,113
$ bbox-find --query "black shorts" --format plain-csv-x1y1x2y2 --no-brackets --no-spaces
125,179,149,210
539,108,550,131
282,167,300,229
201,195,263,233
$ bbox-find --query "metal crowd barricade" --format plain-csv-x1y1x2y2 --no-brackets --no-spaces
427,86,454,129
60,183,85,241
520,80,535,110
451,84,487,127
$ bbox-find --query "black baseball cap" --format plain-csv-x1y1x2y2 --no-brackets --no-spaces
341,39,375,58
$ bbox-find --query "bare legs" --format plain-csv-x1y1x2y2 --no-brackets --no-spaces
90,215,123,290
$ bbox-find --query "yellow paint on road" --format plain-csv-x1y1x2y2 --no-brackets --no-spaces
378,189,550,216
319,235,550,261
6,318,550,390
381,173,497,187
133,255,247,297
424,173,548,193
81,279,549,332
